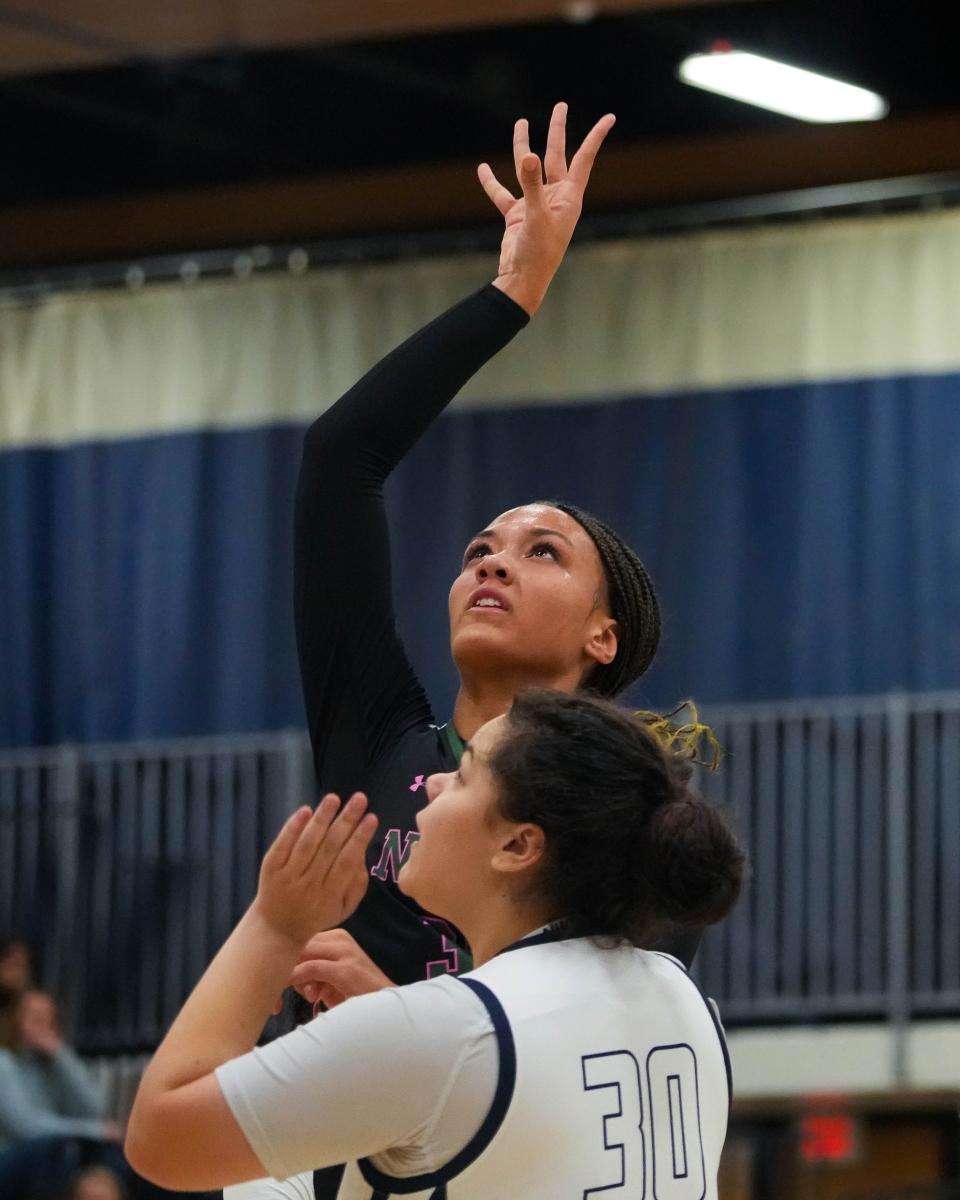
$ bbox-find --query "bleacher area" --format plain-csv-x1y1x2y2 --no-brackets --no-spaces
3,688,959,1060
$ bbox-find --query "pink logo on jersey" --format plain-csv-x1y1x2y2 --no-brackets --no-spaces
409,774,425,792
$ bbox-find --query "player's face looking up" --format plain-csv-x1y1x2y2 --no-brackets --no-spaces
398,715,551,953
448,504,619,693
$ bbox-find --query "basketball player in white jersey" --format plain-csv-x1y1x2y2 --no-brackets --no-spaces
126,688,745,1198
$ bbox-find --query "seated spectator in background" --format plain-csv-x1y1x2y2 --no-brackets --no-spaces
71,1163,127,1200
0,937,31,1000
0,937,32,1044
0,988,128,1198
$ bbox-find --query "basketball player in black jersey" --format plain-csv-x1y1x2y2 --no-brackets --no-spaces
289,104,698,1029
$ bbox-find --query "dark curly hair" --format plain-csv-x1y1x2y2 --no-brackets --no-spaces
488,689,745,944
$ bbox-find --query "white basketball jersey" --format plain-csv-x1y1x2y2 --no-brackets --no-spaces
336,931,731,1200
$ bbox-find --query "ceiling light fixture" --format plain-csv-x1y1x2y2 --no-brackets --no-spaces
677,45,889,123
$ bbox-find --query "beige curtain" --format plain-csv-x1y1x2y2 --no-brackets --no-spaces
4,206,960,449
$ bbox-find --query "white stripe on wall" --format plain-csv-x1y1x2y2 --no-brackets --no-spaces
728,1020,960,1098
5,206,960,449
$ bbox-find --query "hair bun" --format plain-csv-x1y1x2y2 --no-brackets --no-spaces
645,796,745,928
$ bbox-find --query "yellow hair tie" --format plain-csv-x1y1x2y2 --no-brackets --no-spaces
634,700,723,772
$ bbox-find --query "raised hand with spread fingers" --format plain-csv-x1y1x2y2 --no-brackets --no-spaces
255,793,378,947
479,102,616,316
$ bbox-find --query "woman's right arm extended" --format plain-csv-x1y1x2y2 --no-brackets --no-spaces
295,285,528,794
295,103,615,795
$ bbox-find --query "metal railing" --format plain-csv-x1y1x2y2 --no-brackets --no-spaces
1,689,959,1051
0,730,312,1051
695,690,960,1035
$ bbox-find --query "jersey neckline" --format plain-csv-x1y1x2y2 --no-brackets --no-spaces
495,921,575,957
442,721,466,762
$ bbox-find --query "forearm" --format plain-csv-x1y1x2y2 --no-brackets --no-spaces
0,1063,107,1141
0,1099,102,1141
134,906,300,1103
18,1111,108,1140
51,1047,106,1117
127,905,302,1186
303,284,528,472
127,800,374,1191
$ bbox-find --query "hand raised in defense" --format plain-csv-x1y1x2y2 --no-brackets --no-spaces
254,793,378,948
481,101,615,316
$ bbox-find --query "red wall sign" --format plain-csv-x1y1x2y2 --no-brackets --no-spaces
799,1114,861,1164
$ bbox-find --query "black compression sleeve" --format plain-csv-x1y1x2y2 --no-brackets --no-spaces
294,284,529,794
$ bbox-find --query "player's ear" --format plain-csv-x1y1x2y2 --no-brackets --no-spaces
491,822,545,875
585,615,619,668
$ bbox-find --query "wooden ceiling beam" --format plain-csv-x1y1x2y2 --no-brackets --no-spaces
4,110,960,270
0,0,763,78
238,0,754,50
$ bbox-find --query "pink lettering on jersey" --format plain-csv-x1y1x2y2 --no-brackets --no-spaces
422,917,461,977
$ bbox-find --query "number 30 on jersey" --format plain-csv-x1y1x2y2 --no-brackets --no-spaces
581,1044,705,1199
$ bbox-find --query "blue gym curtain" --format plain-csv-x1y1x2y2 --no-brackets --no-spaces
3,212,960,745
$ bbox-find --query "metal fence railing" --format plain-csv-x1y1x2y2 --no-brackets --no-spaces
2,690,959,1052
0,730,312,1052
695,690,960,1033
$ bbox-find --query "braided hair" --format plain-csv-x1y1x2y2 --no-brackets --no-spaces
544,501,660,697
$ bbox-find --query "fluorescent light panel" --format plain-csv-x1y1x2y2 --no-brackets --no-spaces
678,50,889,123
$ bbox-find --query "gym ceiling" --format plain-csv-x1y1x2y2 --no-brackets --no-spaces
1,0,956,268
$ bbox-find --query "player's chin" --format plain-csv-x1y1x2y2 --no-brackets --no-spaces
398,852,436,911
396,858,417,897
452,623,520,669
